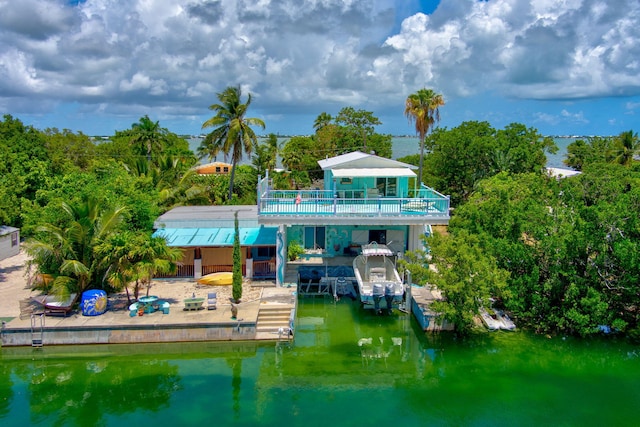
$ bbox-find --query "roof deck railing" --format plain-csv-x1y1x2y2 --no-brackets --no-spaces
257,177,449,218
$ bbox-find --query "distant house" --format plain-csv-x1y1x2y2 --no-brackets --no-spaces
0,226,20,261
196,162,233,175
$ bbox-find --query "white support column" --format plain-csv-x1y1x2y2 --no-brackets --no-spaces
194,259,202,279
407,225,424,252
246,257,253,279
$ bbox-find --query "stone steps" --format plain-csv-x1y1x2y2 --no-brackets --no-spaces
255,305,294,339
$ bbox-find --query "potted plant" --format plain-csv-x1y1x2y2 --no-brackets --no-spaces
288,241,304,261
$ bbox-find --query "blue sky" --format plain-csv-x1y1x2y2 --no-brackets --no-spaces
1,0,639,137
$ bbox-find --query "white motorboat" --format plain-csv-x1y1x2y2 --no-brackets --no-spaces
495,309,516,331
479,307,502,331
353,243,404,313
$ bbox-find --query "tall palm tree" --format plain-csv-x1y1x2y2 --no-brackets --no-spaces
313,112,332,133
404,88,445,186
609,130,639,167
201,86,266,200
130,115,167,161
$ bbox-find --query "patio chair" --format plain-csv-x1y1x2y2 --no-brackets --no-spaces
31,293,78,317
207,292,217,310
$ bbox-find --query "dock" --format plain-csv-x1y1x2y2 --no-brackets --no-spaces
410,285,454,332
1,286,297,347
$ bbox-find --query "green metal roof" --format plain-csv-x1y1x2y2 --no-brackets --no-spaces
153,226,277,247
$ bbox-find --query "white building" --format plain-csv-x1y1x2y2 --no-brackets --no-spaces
0,226,20,261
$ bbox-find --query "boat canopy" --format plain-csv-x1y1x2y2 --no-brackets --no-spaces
360,243,394,257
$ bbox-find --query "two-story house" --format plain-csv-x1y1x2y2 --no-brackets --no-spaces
257,151,450,285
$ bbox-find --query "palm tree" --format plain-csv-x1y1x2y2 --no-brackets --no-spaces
313,112,332,133
404,89,445,186
609,130,639,167
25,198,126,297
252,133,280,176
201,86,266,200
130,115,167,162
97,231,182,302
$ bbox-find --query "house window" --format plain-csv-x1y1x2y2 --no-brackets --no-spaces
223,167,229,173
256,247,275,258
304,226,326,250
215,167,221,173
376,177,397,197
11,232,18,247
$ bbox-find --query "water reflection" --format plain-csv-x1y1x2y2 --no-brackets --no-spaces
11,351,180,426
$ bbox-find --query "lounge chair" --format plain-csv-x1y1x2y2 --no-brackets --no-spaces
207,292,217,310
32,293,78,317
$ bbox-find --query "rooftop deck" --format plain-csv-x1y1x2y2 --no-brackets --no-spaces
257,186,450,226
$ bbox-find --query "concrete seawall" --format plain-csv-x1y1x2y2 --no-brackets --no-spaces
1,321,257,346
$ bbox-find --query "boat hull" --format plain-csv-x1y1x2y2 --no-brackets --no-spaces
197,272,233,286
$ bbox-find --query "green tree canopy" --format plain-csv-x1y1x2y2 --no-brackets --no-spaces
423,230,509,335
422,121,556,205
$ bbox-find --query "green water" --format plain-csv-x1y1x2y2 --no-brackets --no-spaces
1,298,639,427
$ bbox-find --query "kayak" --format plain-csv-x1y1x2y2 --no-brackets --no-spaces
197,272,233,286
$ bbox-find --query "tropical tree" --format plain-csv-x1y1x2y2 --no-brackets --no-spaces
201,86,266,200
25,198,126,297
313,112,333,133
97,231,182,302
424,230,509,335
280,136,318,181
608,130,639,166
130,115,168,161
335,107,381,151
404,88,445,185
252,133,279,176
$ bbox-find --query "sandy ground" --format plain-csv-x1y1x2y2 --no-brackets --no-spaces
0,251,36,318
0,250,264,319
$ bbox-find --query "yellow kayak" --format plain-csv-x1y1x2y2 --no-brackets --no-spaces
197,272,233,286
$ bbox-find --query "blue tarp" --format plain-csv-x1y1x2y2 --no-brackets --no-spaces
153,226,277,247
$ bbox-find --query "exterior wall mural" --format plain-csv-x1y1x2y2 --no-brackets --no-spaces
276,226,286,286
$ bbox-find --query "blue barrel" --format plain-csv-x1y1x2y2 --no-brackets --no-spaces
81,290,108,316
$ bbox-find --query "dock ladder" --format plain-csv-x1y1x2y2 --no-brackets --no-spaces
31,313,45,347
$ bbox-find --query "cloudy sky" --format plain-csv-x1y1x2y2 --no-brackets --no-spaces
1,0,639,136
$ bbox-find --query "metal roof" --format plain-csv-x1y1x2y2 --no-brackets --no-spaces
0,225,19,236
154,205,260,229
153,226,277,247
318,151,416,170
317,151,370,169
331,168,416,178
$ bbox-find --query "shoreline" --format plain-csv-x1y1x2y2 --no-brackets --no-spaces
0,251,296,346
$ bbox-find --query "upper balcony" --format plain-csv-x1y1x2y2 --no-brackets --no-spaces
257,179,450,226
